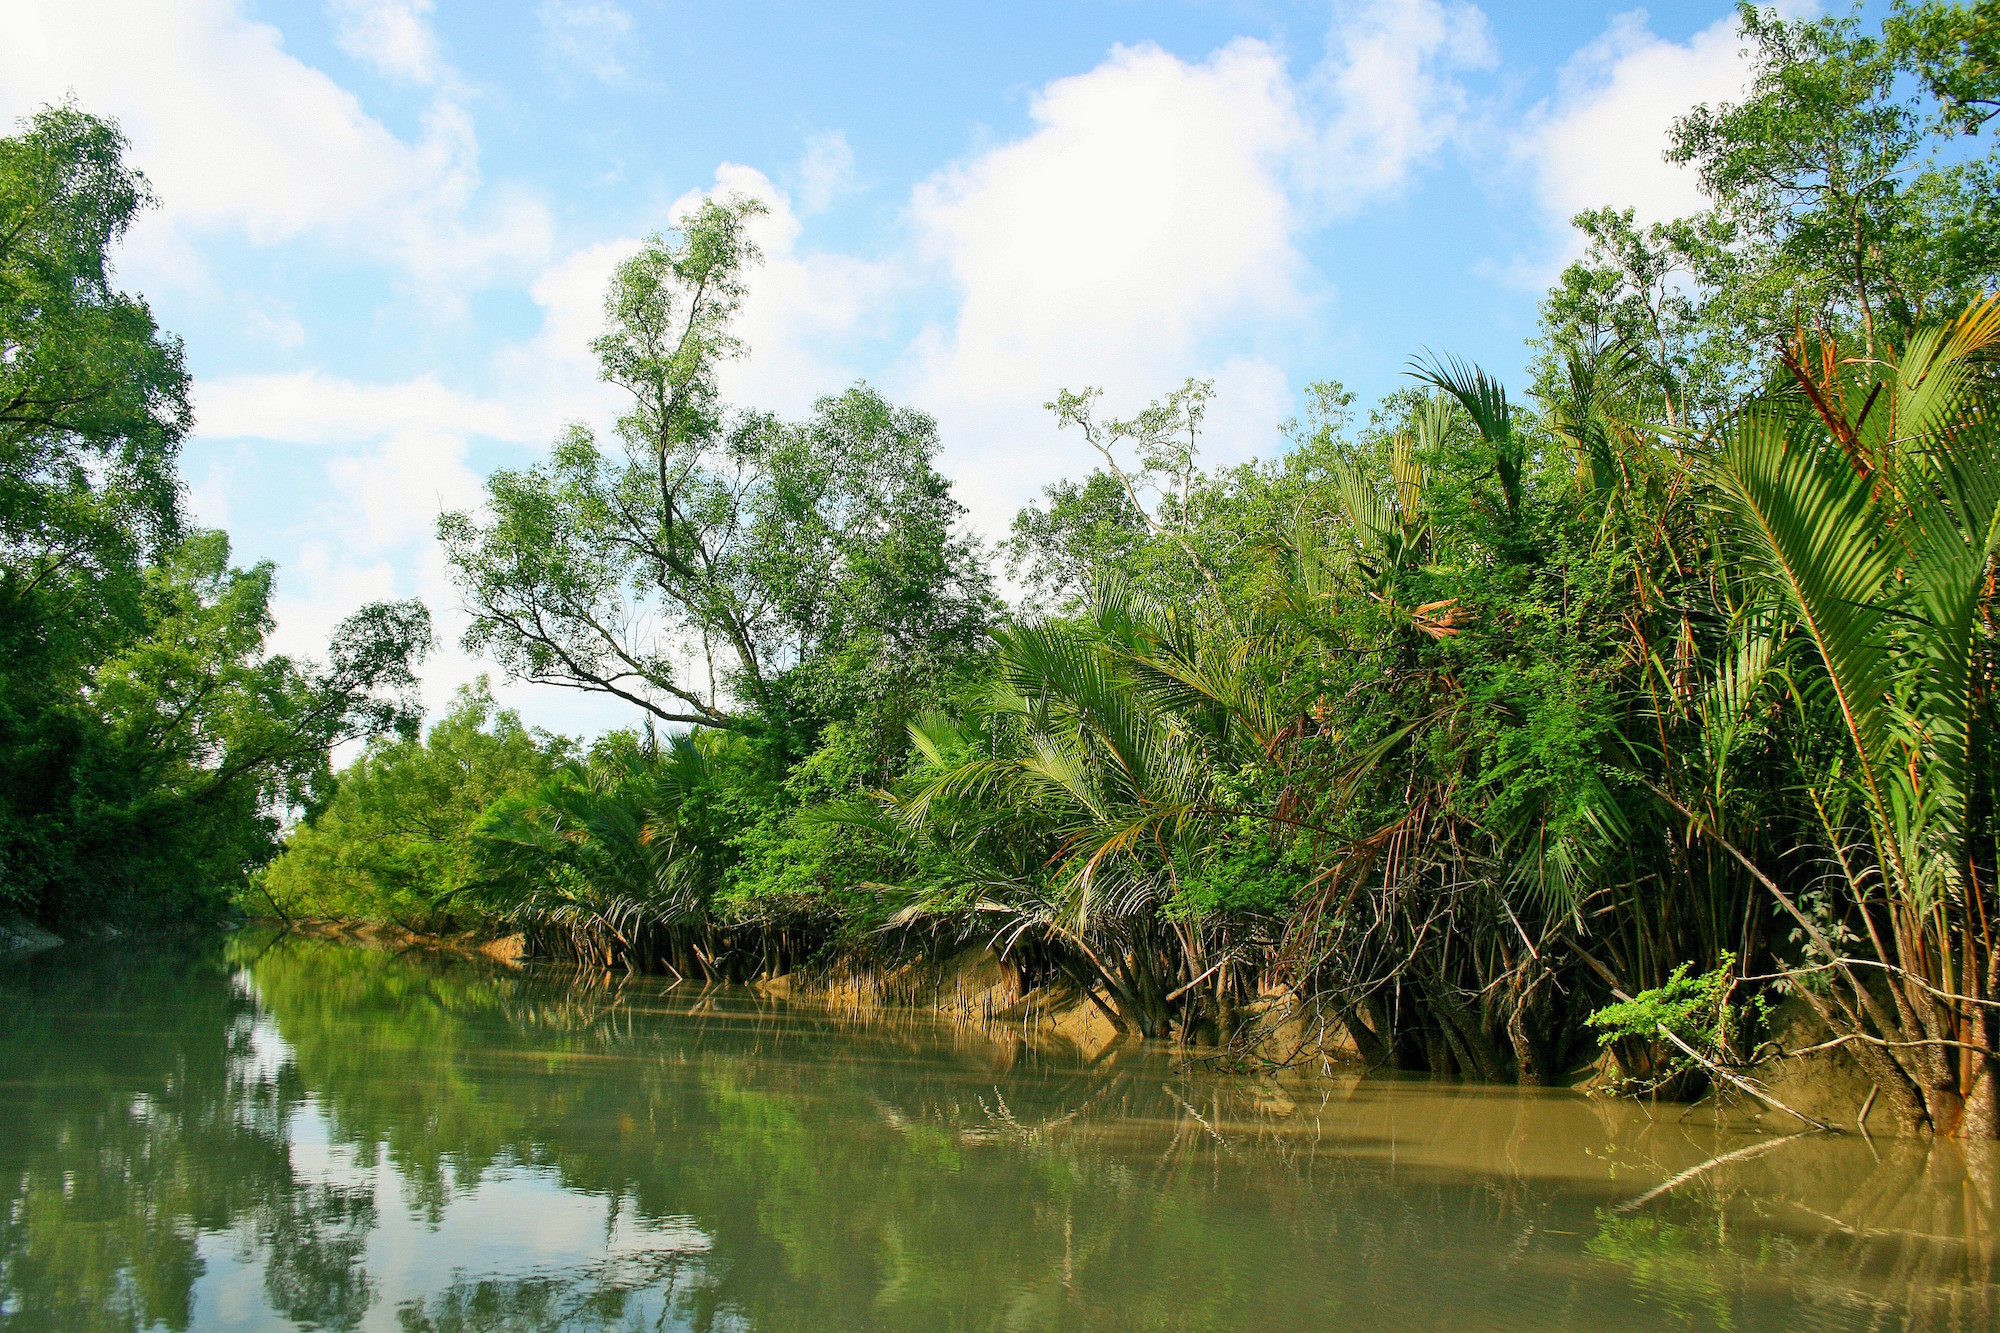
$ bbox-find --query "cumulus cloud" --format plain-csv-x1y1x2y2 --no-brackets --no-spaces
537,0,636,84
889,0,1495,535
325,430,486,551
195,367,526,702
1522,10,1753,237
908,39,1304,407
0,0,550,288
422,0,1497,543
1311,0,1495,203
488,237,640,434
478,167,896,444
268,541,406,663
532,52,1345,533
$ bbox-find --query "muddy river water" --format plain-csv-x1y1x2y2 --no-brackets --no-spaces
2,932,1994,1330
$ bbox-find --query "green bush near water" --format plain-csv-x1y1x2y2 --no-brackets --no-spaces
257,682,572,928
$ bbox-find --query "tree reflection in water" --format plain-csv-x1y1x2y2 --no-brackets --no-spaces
0,942,374,1331
1,932,1994,1332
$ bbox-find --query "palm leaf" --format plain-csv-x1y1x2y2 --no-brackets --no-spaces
1711,402,1905,886
1410,352,1524,518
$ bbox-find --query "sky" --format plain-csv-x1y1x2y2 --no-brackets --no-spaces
1,0,1825,739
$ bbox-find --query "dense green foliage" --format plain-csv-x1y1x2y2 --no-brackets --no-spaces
0,106,431,927
258,682,569,926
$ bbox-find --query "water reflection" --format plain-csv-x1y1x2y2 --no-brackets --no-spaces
2,933,1995,1331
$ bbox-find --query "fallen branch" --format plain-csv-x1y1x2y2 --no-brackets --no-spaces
1646,1020,1838,1133
1166,957,1227,1003
1615,1131,1814,1213
1784,1031,1996,1058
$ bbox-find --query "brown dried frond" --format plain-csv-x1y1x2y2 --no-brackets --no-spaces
1411,598,1466,640
1781,319,1869,475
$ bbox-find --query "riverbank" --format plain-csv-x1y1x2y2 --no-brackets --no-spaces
0,917,63,959
258,916,531,966
221,916,1885,1135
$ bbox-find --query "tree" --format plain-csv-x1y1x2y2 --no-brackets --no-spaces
440,201,992,736
6,528,432,924
259,679,567,927
1893,0,2000,135
1006,378,1350,616
1538,3,2000,425
1698,300,2000,1136
1004,470,1148,615
0,105,432,926
439,197,767,727
1530,208,1733,428
0,102,189,608
1678,3,2000,349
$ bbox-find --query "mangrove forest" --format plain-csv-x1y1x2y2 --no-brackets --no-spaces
9,1,2000,1143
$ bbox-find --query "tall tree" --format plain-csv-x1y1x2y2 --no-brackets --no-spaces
440,200,992,735
1539,2,2000,422
1,103,188,674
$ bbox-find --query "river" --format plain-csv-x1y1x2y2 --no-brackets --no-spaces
1,932,1993,1331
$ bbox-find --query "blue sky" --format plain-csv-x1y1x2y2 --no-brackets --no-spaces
4,1,1818,737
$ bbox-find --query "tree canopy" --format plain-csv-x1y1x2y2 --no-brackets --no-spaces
440,203,993,738
0,105,431,927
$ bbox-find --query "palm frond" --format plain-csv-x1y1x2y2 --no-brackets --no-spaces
1410,351,1524,517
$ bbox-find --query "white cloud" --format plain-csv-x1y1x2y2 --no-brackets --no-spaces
1200,355,1298,467
194,376,498,631
324,429,485,550
473,163,892,459
198,371,530,446
0,0,549,289
1523,10,1753,234
275,1,1479,551
1310,0,1495,204
184,462,234,534
891,2,1494,537
615,0,1498,491
908,39,1304,412
796,130,855,214
537,0,635,84
328,0,442,84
